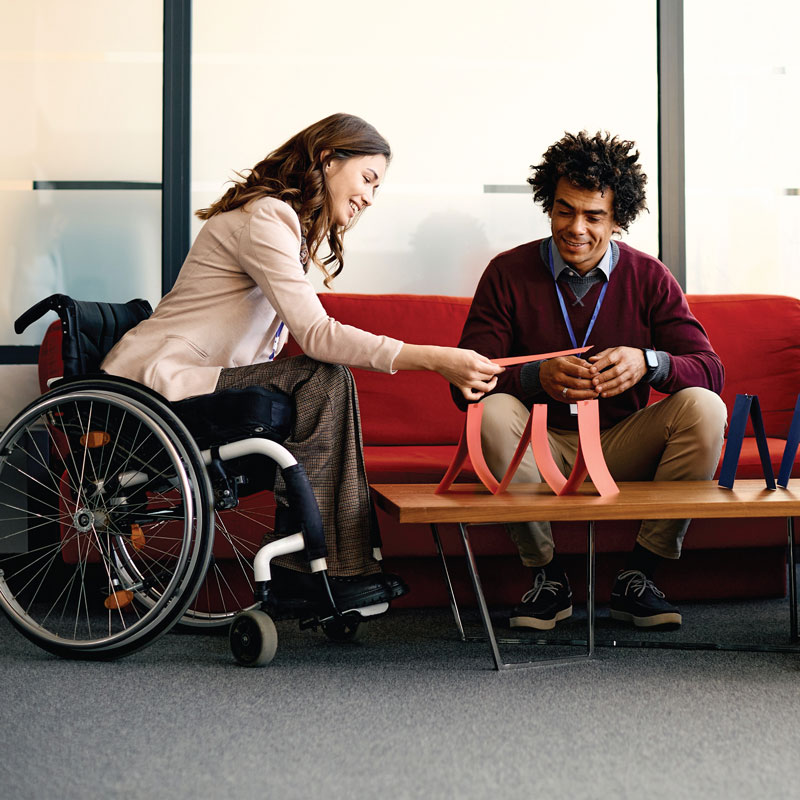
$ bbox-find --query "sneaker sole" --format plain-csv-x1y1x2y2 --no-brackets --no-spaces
509,606,573,631
609,609,682,628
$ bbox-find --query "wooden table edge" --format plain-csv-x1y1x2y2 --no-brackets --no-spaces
370,480,800,525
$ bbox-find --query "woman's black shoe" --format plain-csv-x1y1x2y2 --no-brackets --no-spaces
269,565,409,613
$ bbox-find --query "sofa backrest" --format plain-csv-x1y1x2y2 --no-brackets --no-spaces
35,291,800,444
285,294,471,445
287,292,800,445
685,294,800,439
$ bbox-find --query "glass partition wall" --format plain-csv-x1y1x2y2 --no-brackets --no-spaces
191,0,659,297
684,1,800,294
0,1,163,348
2,1,659,349
6,2,798,350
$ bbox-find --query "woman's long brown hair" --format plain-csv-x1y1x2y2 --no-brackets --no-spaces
196,113,391,287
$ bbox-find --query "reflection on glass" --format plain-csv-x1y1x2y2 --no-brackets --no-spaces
685,1,800,294
1,1,163,348
192,0,659,296
1,190,161,346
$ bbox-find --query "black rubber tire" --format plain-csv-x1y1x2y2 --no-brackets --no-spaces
230,610,278,666
0,379,214,660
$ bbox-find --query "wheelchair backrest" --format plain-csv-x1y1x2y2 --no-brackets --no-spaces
15,293,153,378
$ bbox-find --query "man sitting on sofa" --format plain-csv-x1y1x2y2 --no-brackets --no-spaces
453,131,727,630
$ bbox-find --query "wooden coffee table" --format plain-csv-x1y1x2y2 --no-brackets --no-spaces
371,480,800,670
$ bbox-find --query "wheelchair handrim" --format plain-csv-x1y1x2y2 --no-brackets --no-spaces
0,389,212,653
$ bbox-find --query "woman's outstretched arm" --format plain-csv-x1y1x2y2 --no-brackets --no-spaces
392,344,503,400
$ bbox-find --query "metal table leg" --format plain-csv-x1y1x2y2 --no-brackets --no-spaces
789,516,798,641
431,523,466,641
456,521,596,671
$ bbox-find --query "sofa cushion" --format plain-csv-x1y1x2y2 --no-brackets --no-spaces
365,436,800,485
365,445,477,483
686,294,800,438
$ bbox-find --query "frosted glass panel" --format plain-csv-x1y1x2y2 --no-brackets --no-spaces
2,191,162,346
1,1,162,182
685,1,800,295
0,0,163,348
192,0,658,296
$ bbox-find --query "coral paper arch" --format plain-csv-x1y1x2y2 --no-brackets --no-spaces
436,398,618,497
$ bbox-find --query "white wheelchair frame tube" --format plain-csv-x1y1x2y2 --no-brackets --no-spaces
201,439,327,582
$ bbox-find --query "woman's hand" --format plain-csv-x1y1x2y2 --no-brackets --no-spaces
434,347,504,400
393,344,504,400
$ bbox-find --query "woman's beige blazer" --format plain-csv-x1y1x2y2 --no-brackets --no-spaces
101,197,402,401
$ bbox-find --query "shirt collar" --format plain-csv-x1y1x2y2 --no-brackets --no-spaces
549,237,614,281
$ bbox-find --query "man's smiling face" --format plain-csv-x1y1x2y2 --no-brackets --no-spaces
550,177,617,275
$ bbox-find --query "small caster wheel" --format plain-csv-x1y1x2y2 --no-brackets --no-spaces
321,614,363,643
230,610,278,666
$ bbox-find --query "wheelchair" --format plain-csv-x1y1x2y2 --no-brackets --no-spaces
0,295,389,665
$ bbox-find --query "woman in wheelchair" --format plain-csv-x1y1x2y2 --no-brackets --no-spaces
100,113,502,615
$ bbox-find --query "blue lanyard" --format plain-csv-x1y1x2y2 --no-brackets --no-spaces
547,239,613,350
268,321,284,361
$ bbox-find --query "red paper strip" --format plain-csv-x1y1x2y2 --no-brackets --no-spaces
559,441,589,495
495,411,534,494
575,399,619,496
492,346,590,367
437,398,618,498
531,404,567,493
464,403,501,493
434,423,470,494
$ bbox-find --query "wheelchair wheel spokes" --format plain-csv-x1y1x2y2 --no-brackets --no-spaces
178,492,277,627
0,389,213,659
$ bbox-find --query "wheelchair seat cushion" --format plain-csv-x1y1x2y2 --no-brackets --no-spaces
172,386,294,449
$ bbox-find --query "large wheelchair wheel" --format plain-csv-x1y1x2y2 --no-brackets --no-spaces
177,498,274,627
0,381,214,660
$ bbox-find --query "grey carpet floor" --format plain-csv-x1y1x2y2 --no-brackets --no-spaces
1,599,799,800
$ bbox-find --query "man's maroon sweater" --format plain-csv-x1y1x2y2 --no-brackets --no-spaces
454,238,724,430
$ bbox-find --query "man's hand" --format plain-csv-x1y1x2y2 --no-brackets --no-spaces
539,356,599,403
588,347,647,398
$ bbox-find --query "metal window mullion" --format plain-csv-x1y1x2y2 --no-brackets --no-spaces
162,0,192,295
657,0,686,289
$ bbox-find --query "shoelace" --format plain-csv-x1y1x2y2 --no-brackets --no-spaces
520,570,563,604
617,569,665,598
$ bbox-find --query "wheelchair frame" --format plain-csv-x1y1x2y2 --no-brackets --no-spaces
0,295,387,665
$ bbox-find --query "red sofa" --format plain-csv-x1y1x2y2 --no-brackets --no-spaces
285,293,800,607
35,293,800,609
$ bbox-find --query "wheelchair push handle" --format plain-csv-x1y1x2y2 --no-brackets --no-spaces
14,294,69,334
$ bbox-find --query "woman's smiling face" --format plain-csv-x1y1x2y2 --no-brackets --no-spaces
324,153,387,226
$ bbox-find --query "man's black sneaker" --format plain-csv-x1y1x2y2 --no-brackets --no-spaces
609,569,682,629
510,569,573,630
269,564,409,615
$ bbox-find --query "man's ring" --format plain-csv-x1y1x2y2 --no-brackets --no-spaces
562,386,569,397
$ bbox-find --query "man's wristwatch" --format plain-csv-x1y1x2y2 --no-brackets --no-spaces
642,348,659,380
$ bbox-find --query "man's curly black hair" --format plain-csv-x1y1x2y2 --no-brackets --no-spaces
528,131,648,231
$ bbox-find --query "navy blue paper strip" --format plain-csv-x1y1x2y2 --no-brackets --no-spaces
778,393,800,488
749,395,776,490
718,394,776,489
718,394,751,489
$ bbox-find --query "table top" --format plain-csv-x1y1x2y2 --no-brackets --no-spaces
370,480,800,524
